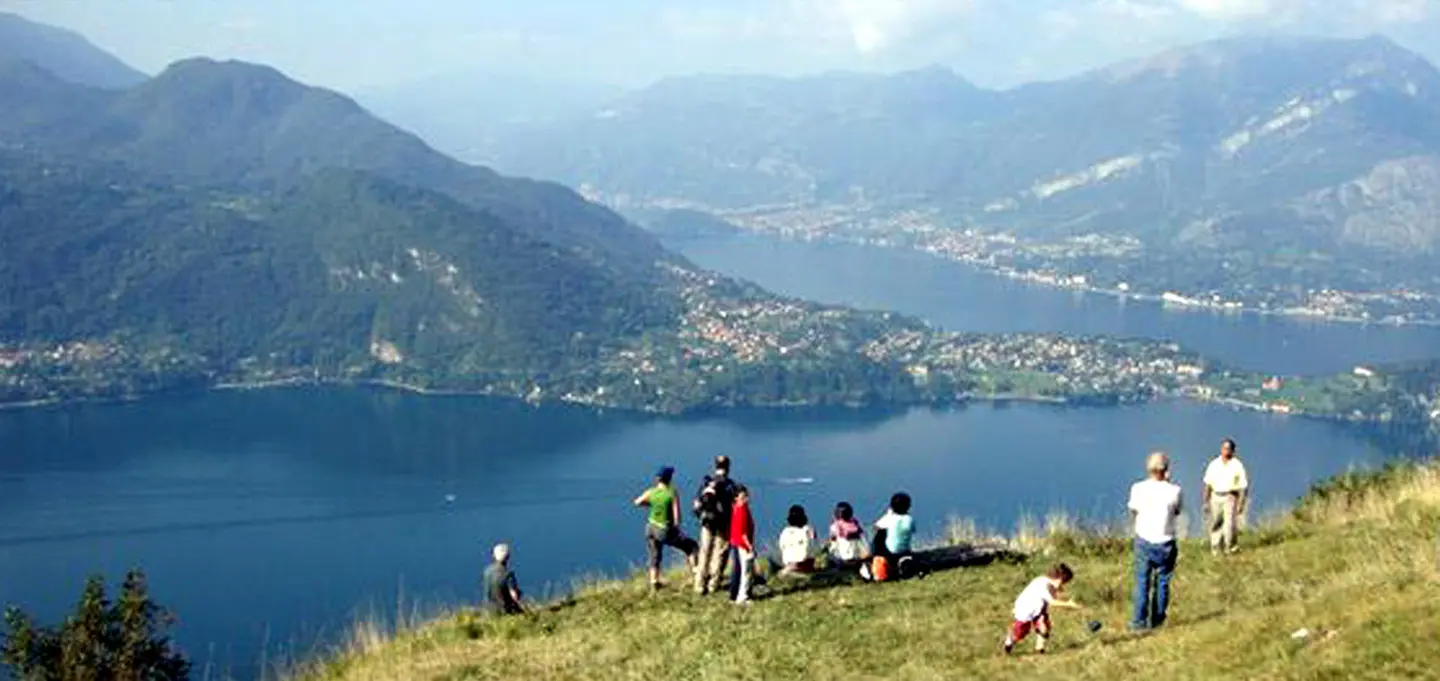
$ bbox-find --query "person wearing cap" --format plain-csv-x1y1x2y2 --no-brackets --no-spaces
483,543,525,615
634,465,698,590
1128,451,1183,630
692,455,738,594
1203,438,1249,555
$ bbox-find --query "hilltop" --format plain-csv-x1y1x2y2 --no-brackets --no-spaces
295,463,1440,680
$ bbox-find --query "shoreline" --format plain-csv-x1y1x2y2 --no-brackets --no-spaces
0,375,1393,431
743,232,1440,328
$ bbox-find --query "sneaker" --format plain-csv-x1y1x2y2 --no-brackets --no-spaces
1227,546,1240,555
734,597,751,606
1002,639,1014,655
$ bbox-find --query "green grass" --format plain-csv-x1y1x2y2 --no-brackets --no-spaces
292,465,1440,681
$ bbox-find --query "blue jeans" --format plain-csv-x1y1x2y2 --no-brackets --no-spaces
1132,538,1177,629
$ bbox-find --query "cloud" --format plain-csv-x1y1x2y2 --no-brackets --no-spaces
1175,0,1274,20
822,0,978,54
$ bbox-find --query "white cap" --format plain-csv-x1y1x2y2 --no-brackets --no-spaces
492,543,511,563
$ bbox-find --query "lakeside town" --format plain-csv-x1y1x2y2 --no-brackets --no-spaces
5,269,1437,432
681,200,1440,327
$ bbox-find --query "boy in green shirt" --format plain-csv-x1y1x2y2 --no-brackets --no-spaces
634,466,698,590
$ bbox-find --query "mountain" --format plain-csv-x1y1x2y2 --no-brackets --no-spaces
498,36,1440,258
0,57,669,277
0,11,146,88
355,72,619,166
0,149,674,375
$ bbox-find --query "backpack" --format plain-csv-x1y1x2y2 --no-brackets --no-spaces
693,475,732,526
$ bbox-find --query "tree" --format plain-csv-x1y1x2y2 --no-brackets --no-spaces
1,570,189,681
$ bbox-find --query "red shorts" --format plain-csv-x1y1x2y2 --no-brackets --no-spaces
1010,612,1052,641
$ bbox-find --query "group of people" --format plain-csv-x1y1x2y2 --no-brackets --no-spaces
632,455,920,604
1004,438,1250,655
483,439,1251,657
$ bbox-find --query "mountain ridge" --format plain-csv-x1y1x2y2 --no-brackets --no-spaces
0,11,146,88
495,33,1440,258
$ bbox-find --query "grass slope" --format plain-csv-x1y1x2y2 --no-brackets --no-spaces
297,465,1440,681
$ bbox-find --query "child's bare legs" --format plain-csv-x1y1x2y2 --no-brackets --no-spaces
1034,614,1052,653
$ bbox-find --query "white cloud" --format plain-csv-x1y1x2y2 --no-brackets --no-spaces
660,0,977,57
1175,0,1274,20
1370,0,1434,23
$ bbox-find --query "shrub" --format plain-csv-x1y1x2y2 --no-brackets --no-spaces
1,570,189,681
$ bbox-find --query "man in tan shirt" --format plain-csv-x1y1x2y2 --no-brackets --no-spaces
1203,438,1249,555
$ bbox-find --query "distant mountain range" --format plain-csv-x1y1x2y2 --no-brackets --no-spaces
0,14,970,411
0,11,146,88
495,36,1440,259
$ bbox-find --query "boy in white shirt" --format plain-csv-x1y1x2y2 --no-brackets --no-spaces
1129,451,1183,630
1002,563,1080,655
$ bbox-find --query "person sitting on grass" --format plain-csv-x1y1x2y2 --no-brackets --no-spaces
634,466,698,591
778,504,817,574
863,492,917,581
827,501,869,564
1003,563,1081,655
483,543,525,616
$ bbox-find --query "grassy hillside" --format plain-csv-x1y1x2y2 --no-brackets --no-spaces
292,464,1440,681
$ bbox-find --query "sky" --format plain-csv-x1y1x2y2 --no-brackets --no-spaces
4,0,1439,93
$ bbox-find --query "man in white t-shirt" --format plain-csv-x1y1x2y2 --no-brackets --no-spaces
1128,451,1182,630
1203,438,1249,555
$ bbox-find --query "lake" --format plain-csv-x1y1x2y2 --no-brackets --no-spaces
667,233,1440,375
1,234,1434,678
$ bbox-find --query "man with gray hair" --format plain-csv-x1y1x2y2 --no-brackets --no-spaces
483,543,525,615
1128,451,1182,630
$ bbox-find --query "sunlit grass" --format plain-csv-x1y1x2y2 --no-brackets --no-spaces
290,463,1440,681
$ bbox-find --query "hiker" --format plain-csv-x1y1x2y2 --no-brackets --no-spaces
692,455,738,594
634,466,698,590
483,543,525,615
778,504,817,573
728,485,756,604
1203,438,1250,555
1129,451,1182,630
863,492,917,581
1003,563,1081,655
828,501,869,564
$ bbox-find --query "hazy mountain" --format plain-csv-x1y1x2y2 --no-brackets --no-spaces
500,36,1440,256
0,11,145,88
0,57,669,277
0,46,949,411
356,72,619,166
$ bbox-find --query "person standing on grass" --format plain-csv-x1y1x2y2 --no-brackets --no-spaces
634,466,697,590
1129,452,1182,630
1204,438,1249,555
692,455,738,594
483,543,525,615
728,485,756,604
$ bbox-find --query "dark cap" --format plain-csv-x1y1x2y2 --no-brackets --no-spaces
656,466,675,482
714,455,731,471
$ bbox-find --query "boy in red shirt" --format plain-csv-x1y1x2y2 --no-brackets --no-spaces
728,485,755,604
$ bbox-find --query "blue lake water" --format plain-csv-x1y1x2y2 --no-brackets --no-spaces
0,234,1434,678
668,233,1440,375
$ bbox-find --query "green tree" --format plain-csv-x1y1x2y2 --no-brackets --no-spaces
1,571,189,681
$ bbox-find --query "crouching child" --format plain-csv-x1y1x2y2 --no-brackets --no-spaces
1003,563,1080,655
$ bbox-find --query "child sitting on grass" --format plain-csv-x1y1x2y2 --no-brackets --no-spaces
1003,563,1080,655
778,505,817,574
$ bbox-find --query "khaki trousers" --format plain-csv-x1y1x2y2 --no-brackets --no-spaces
694,525,729,591
1208,494,1241,551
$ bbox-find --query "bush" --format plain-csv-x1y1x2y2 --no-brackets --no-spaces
1,570,189,681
